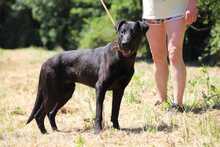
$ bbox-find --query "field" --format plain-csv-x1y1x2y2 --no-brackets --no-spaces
0,48,220,147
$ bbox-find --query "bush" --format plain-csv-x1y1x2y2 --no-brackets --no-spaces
13,0,104,50
195,0,220,65
0,0,219,65
79,16,115,48
0,1,41,48
201,21,220,65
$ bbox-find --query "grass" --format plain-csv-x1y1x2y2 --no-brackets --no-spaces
0,48,220,146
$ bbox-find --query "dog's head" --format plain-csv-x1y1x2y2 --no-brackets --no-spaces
116,20,149,57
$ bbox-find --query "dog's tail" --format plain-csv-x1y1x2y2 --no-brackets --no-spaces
26,69,44,124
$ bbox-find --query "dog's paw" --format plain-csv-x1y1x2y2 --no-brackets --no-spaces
113,123,120,130
94,125,102,134
112,121,120,130
41,131,49,135
52,128,60,132
40,128,48,134
94,128,102,134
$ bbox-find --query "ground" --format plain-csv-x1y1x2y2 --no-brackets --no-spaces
0,48,220,147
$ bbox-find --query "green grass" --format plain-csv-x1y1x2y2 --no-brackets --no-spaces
0,48,220,146
75,135,86,147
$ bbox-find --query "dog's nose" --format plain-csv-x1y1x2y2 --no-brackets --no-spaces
122,42,128,48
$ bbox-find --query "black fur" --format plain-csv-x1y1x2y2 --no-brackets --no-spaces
26,20,148,134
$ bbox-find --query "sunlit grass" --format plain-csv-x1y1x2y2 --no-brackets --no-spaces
0,48,220,146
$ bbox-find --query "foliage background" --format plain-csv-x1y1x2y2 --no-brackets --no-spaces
0,0,219,65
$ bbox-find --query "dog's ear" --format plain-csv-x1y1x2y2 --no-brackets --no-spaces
137,21,149,34
115,20,126,32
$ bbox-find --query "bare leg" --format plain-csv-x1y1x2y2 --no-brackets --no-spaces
165,18,186,106
146,23,168,103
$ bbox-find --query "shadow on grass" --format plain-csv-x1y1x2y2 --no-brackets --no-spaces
121,127,144,134
54,127,93,134
184,104,220,114
55,124,177,135
56,127,145,134
121,123,178,134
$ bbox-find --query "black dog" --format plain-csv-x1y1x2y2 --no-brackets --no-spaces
26,20,148,134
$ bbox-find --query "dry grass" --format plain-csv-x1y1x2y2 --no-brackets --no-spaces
0,48,220,147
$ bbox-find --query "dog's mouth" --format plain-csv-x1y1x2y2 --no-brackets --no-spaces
120,49,133,57
112,40,136,58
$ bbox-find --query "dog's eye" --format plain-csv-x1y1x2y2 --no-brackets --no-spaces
120,29,126,34
130,30,136,38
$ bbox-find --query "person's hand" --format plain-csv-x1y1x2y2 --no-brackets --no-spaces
185,0,198,25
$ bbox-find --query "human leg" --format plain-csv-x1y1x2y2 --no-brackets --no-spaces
146,23,168,103
165,18,186,106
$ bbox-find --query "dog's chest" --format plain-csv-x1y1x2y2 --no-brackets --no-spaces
107,64,134,90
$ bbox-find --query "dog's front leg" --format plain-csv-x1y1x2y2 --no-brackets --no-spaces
94,82,107,134
111,88,125,129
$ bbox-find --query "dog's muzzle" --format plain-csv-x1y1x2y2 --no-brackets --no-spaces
120,49,135,57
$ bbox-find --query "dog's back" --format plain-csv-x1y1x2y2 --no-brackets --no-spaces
46,43,112,87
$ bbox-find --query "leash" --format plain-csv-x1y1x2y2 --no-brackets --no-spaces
189,24,210,32
100,0,116,27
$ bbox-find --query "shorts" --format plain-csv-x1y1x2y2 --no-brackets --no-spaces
143,15,184,25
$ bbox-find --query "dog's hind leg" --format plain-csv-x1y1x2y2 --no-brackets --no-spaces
35,95,57,134
47,103,59,131
35,83,58,134
48,83,75,131
34,103,48,134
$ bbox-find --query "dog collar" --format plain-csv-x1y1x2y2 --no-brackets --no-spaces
111,40,136,58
